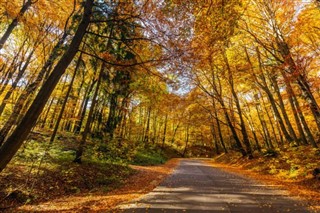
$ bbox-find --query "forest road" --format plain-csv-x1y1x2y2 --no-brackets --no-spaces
118,159,309,213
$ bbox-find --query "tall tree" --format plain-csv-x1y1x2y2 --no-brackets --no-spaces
0,0,94,172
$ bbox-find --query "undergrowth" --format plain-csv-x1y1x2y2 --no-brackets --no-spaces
131,149,168,166
211,145,320,212
214,145,320,181
0,131,178,210
0,135,134,209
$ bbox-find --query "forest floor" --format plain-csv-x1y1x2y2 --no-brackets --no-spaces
0,130,179,212
0,140,319,212
0,157,179,212
205,145,320,212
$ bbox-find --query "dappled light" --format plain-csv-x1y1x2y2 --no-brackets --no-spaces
15,159,179,212
0,0,319,212
119,160,308,212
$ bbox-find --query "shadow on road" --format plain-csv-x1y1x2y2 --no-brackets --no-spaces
119,159,308,212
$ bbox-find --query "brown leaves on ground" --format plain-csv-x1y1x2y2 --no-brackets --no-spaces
0,160,132,211
204,150,320,213
13,158,180,212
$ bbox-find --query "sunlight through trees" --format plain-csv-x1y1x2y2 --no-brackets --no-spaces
0,0,319,172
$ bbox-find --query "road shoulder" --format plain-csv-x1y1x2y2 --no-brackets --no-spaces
15,158,180,212
203,158,320,212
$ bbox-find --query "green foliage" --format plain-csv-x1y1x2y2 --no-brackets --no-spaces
268,165,278,175
50,145,76,163
94,138,137,163
263,149,278,158
131,149,167,166
1,136,135,206
288,165,300,179
16,140,47,160
96,174,124,188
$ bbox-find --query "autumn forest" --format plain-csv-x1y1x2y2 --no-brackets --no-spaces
0,0,319,211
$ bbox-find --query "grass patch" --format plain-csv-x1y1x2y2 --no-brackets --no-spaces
131,149,167,166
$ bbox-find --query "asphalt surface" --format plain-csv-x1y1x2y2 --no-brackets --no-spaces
119,159,309,212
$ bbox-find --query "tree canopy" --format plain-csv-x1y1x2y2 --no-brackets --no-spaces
0,0,319,172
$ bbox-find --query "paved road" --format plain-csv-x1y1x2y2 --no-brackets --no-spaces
119,159,309,212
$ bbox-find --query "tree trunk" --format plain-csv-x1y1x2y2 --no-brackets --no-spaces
0,0,93,172
71,72,86,132
256,48,293,143
211,124,220,155
245,101,261,153
0,0,33,50
74,62,104,163
0,22,70,146
171,123,180,145
0,48,34,116
270,74,298,143
105,93,119,139
212,97,227,153
40,97,55,129
245,48,271,149
220,99,247,157
254,99,271,149
144,106,151,144
260,91,277,148
0,40,27,96
74,79,96,134
263,86,293,143
278,71,308,145
297,75,320,133
161,114,168,149
232,90,253,158
223,51,253,158
183,124,189,157
50,53,82,144
152,112,158,144
48,77,68,129
283,71,317,147
277,41,320,133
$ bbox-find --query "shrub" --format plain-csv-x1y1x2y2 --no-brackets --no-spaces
131,149,167,166
263,149,278,158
